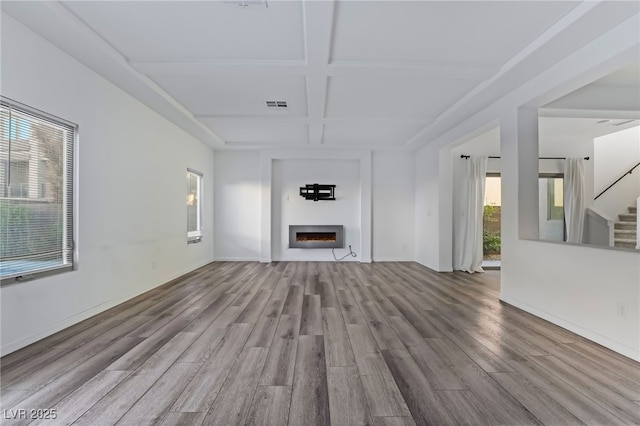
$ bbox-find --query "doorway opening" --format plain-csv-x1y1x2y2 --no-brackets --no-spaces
538,174,565,241
483,174,501,268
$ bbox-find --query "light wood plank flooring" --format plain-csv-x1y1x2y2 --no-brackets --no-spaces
1,262,639,425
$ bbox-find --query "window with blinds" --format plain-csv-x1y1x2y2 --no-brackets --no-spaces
186,169,203,244
0,98,75,282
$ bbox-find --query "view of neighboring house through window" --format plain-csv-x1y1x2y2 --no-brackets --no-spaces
187,169,203,243
0,98,75,281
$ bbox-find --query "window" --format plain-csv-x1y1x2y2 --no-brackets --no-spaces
539,174,565,242
186,169,203,243
546,177,564,220
0,98,75,282
483,174,501,266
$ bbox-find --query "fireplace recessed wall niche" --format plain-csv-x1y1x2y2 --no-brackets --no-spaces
289,225,344,249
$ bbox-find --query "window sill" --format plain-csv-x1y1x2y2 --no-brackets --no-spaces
187,236,203,244
1,264,73,286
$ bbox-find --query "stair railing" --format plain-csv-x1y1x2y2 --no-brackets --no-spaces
594,161,640,201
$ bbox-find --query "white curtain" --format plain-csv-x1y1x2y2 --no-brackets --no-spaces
564,158,585,243
455,156,488,273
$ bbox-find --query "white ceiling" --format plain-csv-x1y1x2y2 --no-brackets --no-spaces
455,117,640,158
2,1,639,150
64,1,307,62
455,61,640,157
543,62,640,116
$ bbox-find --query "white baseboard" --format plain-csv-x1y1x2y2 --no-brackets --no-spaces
501,295,640,362
273,257,361,262
414,259,453,272
215,257,260,262
371,257,414,262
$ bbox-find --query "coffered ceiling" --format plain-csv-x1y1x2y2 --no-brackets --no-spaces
2,1,639,149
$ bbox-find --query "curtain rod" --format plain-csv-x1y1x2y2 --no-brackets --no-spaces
460,155,589,160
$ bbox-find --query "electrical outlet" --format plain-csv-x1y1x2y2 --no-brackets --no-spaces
616,302,629,319
151,260,157,270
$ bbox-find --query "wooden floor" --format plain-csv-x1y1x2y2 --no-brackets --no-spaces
1,262,639,426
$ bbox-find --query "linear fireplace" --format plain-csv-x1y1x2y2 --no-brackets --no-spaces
289,225,344,249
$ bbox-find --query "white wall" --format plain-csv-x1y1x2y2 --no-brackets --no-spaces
414,144,453,271
213,149,415,263
584,209,613,246
272,159,360,261
415,13,640,360
214,151,261,260
372,151,415,261
1,14,215,355
594,126,640,219
504,50,639,359
450,120,597,248
502,113,640,356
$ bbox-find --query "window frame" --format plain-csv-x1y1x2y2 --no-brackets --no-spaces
186,168,203,244
539,173,564,221
0,97,77,285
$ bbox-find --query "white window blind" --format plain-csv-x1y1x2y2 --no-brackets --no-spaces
0,98,75,282
187,169,203,243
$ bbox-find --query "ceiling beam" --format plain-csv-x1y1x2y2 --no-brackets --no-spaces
328,62,497,80
194,116,434,126
405,1,640,150
2,1,227,149
196,116,309,124
131,60,495,80
130,60,308,76
539,108,640,120
303,0,335,145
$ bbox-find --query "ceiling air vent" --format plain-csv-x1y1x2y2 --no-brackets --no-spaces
224,0,268,8
265,100,288,109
